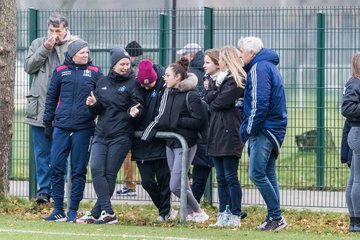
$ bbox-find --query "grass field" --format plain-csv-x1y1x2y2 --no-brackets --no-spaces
0,215,357,240
0,196,358,240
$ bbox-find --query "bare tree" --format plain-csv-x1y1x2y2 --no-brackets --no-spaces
0,0,16,196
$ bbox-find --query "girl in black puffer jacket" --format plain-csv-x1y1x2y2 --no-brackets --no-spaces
142,58,209,223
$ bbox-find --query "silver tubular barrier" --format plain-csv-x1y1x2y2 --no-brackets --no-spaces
134,131,189,224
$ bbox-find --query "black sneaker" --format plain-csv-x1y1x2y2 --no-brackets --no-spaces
36,193,50,204
116,187,136,196
94,211,118,224
260,216,287,231
239,210,247,219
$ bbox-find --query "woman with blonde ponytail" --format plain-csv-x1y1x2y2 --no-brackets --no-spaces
205,46,247,227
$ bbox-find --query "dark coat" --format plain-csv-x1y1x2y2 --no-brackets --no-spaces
190,51,205,96
132,64,167,161
141,73,204,148
341,119,352,167
205,72,244,158
43,54,103,130
341,76,360,127
88,69,144,139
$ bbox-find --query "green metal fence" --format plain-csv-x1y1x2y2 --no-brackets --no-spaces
12,7,360,209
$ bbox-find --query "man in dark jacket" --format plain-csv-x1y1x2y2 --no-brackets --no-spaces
132,59,176,221
239,37,288,231
177,43,205,96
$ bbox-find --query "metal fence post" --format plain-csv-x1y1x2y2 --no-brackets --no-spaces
28,8,38,200
134,131,189,224
316,11,325,190
159,13,169,67
202,6,213,205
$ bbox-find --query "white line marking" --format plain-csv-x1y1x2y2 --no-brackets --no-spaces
0,228,208,240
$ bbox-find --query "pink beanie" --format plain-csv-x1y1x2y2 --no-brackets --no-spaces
137,60,157,85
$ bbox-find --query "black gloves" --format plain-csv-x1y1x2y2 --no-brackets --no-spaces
44,125,53,141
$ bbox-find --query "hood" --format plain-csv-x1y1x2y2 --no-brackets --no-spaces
190,51,205,69
243,48,279,73
178,73,198,92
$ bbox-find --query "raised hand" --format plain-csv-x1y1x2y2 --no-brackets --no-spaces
44,35,58,50
86,91,97,106
129,103,141,117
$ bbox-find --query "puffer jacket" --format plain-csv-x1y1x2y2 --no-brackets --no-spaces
43,53,103,130
141,73,204,148
240,48,287,158
89,69,144,139
24,31,78,127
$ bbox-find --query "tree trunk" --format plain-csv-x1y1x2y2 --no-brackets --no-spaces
0,0,16,196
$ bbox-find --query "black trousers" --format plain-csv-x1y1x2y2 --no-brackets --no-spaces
136,158,171,218
191,164,212,203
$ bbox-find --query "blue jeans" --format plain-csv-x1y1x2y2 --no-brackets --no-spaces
32,126,52,196
213,155,242,216
51,127,94,211
346,127,360,217
248,132,281,219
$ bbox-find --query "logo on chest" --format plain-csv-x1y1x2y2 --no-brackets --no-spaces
83,69,92,77
118,86,126,92
61,70,71,76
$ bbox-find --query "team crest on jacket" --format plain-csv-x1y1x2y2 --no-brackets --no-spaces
118,86,126,92
83,69,92,77
151,90,157,97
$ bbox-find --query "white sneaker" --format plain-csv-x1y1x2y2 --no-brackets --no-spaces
192,210,209,223
226,214,241,227
209,212,229,227
156,215,165,222
165,208,178,221
186,213,194,221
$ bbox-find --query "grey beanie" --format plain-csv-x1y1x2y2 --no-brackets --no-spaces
67,39,88,58
110,47,130,68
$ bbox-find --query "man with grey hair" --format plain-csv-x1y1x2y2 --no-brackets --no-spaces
238,36,288,231
24,12,77,204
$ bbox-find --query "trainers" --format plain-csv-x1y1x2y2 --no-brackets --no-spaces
77,211,98,224
209,212,229,227
186,213,194,221
156,215,165,222
165,208,178,221
257,220,268,229
260,216,287,231
36,192,50,204
226,214,241,227
43,209,67,222
192,210,209,223
94,211,118,224
239,210,248,220
116,187,136,196
67,210,77,223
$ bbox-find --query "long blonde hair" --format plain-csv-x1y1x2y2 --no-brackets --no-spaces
219,46,246,88
352,52,360,79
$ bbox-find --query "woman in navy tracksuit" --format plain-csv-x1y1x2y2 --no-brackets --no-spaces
43,39,103,222
84,47,144,224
